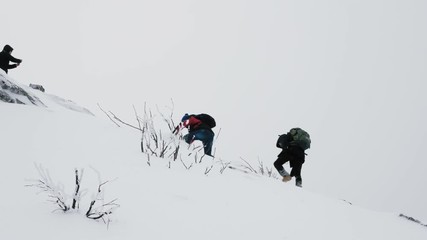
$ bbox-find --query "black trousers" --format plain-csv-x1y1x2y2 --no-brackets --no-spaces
274,146,305,181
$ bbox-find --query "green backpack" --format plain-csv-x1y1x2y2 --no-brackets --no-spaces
288,128,311,150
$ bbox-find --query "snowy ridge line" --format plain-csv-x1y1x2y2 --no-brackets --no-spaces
399,214,427,228
0,73,93,115
0,73,46,106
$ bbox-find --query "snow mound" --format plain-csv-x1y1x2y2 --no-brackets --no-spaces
0,72,45,106
0,72,93,115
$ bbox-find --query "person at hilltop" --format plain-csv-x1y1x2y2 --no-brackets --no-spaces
0,45,22,74
274,128,311,187
174,113,216,157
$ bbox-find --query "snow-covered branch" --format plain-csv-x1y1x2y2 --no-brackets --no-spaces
27,164,119,227
26,163,70,212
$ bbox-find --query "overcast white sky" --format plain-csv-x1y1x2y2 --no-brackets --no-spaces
2,0,427,218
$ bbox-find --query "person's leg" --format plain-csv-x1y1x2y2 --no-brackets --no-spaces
295,177,302,187
203,137,214,156
288,147,305,187
290,162,303,187
274,151,290,177
201,130,214,156
193,129,214,156
183,133,195,144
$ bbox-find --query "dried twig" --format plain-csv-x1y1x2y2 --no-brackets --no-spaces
156,99,176,131
133,105,145,152
173,145,180,161
240,157,257,173
97,103,120,127
180,156,193,170
258,160,265,175
159,140,171,158
85,169,120,226
72,168,84,210
109,111,142,131
146,153,151,166
215,127,222,141
204,165,214,175
219,160,231,174
26,163,70,212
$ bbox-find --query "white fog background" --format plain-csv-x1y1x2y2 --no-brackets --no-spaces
2,0,427,220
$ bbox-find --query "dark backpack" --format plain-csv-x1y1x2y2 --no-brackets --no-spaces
195,113,216,128
276,134,290,149
288,128,311,150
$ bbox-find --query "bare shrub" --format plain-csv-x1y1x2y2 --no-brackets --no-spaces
26,164,119,226
219,159,231,174
86,169,120,228
228,157,279,179
26,163,71,212
99,102,181,162
204,165,214,175
72,168,84,210
257,159,278,178
99,101,214,170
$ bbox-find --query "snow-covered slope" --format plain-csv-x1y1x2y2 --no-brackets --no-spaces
1,77,426,239
1,72,45,106
0,72,93,115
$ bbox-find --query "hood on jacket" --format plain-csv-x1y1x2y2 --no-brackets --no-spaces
3,45,13,53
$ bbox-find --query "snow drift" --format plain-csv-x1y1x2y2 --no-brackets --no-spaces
0,75,426,240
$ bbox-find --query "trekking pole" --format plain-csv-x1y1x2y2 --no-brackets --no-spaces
172,125,180,134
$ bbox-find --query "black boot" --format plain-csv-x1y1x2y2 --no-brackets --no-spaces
295,177,302,187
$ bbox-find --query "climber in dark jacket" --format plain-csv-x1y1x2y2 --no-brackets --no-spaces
274,132,305,187
0,45,22,74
